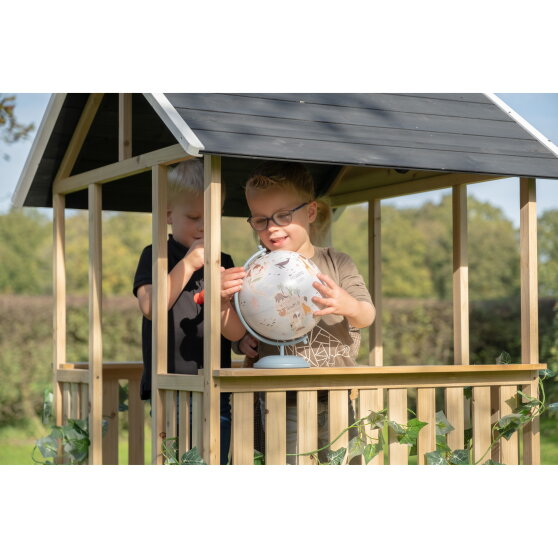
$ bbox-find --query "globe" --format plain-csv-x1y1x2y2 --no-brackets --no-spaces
236,249,323,342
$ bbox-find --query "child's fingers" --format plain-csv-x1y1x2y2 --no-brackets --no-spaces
313,306,337,317
312,281,333,298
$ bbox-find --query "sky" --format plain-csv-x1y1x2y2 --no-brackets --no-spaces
1,93,557,227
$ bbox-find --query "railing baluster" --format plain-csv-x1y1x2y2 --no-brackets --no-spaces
265,392,286,464
178,391,191,458
358,389,384,465
499,385,519,465
472,386,491,464
388,389,408,465
297,391,318,465
232,392,254,465
417,388,436,464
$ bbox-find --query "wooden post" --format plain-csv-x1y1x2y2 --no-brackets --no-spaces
128,377,145,465
88,183,103,464
203,155,222,464
151,165,168,464
388,389,408,464
520,177,540,464
53,193,66,431
118,93,132,161
446,185,467,450
417,388,436,464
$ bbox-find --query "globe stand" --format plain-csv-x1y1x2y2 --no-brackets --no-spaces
233,245,311,369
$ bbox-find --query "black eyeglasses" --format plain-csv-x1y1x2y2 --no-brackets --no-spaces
247,202,309,231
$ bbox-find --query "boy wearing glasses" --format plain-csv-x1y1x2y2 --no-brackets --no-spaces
221,161,375,463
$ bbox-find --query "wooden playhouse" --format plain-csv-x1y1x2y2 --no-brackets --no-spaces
12,93,558,464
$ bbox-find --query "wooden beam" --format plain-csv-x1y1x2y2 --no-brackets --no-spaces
329,173,501,207
369,199,382,366
54,144,190,195
54,94,104,183
203,155,222,464
88,183,103,464
118,93,132,161
151,165,168,465
520,177,540,464
417,388,436,464
53,193,66,429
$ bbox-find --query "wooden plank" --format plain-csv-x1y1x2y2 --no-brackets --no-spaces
56,369,89,384
80,383,89,421
102,378,119,465
472,386,492,464
297,391,318,465
54,93,104,182
232,393,254,465
156,374,204,392
499,386,519,465
216,364,543,377
202,155,222,464
88,183,103,465
127,378,144,465
491,386,501,463
520,177,540,465
521,380,540,465
118,93,132,161
53,194,65,430
369,199,382,366
445,388,465,450
218,370,538,394
453,184,469,365
62,383,70,424
417,388,436,464
191,392,203,456
151,165,168,465
358,389,384,465
388,389,408,464
328,390,349,457
54,144,190,195
178,391,191,458
165,390,177,441
70,383,79,419
265,392,286,464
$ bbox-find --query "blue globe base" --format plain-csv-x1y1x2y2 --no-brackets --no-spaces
254,354,310,369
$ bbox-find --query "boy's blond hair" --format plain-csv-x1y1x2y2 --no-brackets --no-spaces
167,159,226,207
246,161,331,246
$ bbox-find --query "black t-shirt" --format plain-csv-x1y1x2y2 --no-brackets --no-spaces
133,234,234,400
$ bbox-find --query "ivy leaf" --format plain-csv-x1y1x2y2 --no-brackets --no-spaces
449,449,469,465
435,434,452,454
388,421,405,435
398,419,427,446
65,437,90,464
365,410,387,430
254,450,265,465
180,447,207,465
36,433,61,459
496,351,512,365
497,413,522,429
546,402,558,412
464,387,472,400
464,427,473,449
326,447,346,465
347,436,367,462
425,451,449,465
363,443,382,464
483,459,503,465
42,389,53,425
435,411,454,435
539,368,557,380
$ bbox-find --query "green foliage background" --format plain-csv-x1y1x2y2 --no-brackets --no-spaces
1,195,558,427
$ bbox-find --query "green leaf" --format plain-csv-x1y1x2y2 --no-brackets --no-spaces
347,436,367,461
496,351,512,365
254,450,265,465
449,449,469,465
464,387,472,400
363,443,382,464
546,402,558,412
435,434,452,454
483,459,503,465
398,419,427,446
425,451,449,465
497,413,522,429
435,411,455,435
539,368,557,380
364,410,387,430
326,447,346,465
464,427,473,449
36,433,60,459
65,437,90,464
388,421,405,435
180,447,207,465
42,389,53,425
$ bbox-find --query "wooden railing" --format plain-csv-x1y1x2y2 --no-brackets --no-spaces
56,362,145,464
55,362,543,465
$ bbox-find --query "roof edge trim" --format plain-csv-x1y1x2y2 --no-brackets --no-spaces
485,93,558,161
144,93,205,156
11,94,67,208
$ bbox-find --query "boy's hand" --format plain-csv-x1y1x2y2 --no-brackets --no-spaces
221,266,246,303
184,239,204,272
311,273,360,319
239,333,258,358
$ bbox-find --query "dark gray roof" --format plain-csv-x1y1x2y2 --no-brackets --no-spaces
14,93,558,216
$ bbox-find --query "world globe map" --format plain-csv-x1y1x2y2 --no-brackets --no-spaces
236,249,323,342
